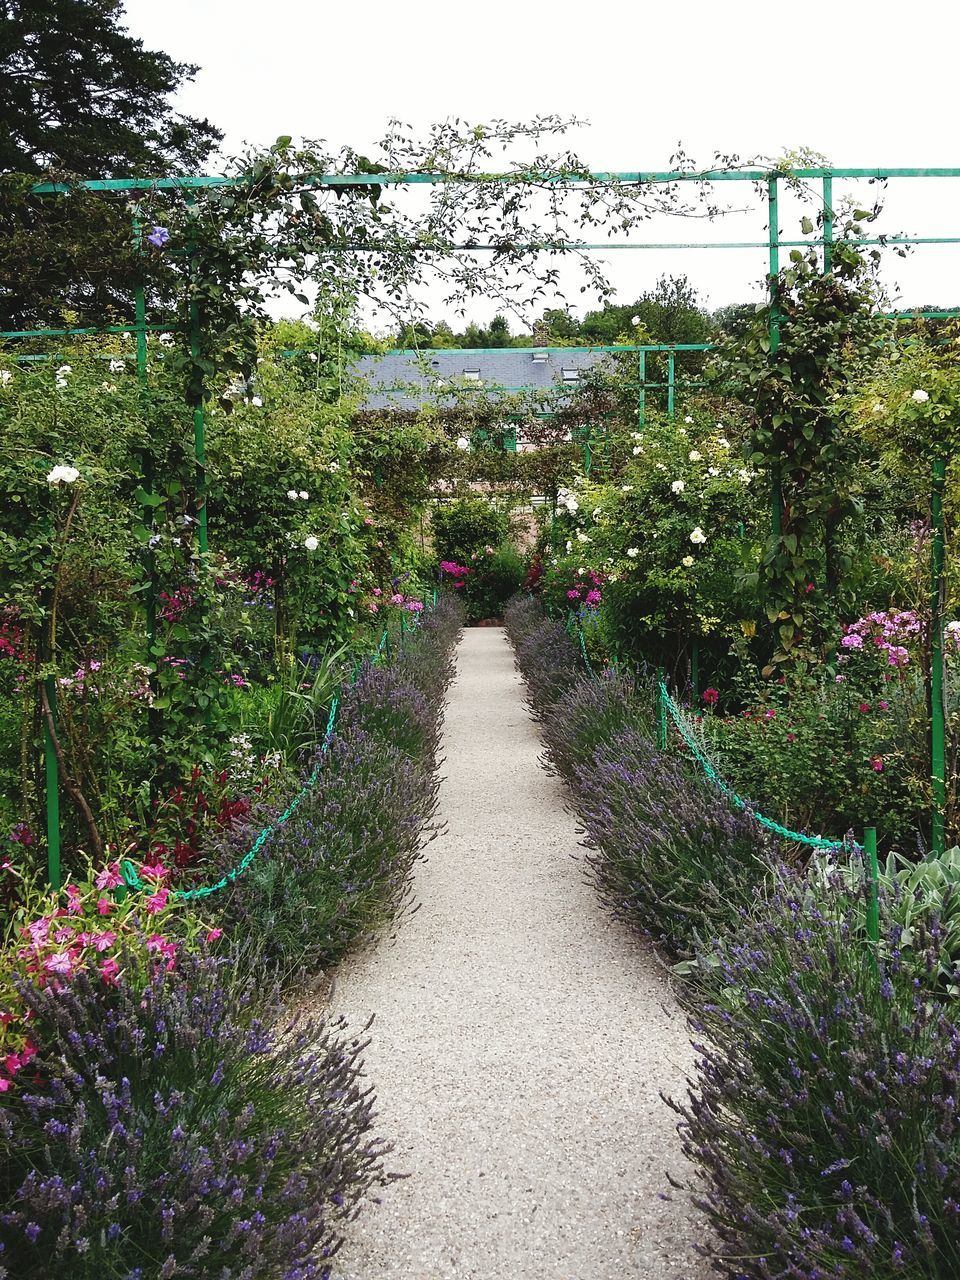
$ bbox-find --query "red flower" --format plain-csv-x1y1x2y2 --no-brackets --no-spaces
859,702,871,714
702,688,719,705
869,756,884,773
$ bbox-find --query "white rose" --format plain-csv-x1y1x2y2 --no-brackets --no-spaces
690,526,707,545
688,450,702,462
632,445,642,455
0,370,11,384
626,547,639,558
872,401,884,414
631,315,641,326
565,540,573,552
456,437,470,451
682,555,695,567
250,396,263,407
716,437,730,449
46,464,80,486
621,484,634,492
911,389,929,402
298,490,309,500
708,466,720,477
328,461,340,472
684,415,693,424
737,468,752,483
286,489,298,500
671,479,685,494
576,530,591,544
303,535,320,551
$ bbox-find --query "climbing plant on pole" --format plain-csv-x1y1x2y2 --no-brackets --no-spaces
711,218,889,669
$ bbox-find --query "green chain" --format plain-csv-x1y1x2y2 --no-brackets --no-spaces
658,679,852,851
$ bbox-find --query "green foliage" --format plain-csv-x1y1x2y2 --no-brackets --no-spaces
710,227,890,669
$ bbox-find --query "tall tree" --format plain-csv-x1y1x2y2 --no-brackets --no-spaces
0,0,221,176
0,0,221,326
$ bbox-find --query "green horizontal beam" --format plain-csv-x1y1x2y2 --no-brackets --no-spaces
28,166,960,195
384,343,712,354
337,236,960,253
0,323,178,339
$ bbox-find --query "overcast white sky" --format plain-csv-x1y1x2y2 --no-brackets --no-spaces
122,0,960,331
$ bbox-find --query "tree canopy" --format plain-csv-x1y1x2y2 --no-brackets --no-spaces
0,0,222,176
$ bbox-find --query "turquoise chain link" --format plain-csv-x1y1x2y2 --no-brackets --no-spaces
658,678,851,851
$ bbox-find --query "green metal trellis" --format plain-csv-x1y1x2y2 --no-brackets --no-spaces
5,160,959,879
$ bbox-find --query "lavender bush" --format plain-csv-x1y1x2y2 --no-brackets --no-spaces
574,726,770,957
213,726,440,974
540,667,654,781
0,953,390,1279
670,863,960,1279
208,599,458,975
504,596,580,715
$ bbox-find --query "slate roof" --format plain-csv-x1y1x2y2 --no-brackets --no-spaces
353,347,612,410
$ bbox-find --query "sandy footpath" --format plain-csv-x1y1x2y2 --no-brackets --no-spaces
330,626,710,1279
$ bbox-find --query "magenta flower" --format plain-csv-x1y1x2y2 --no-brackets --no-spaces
44,951,73,976
95,862,124,891
702,688,719,705
92,930,117,953
144,888,170,915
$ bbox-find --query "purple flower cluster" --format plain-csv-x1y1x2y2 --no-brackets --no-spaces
540,667,653,782
504,596,580,716
0,954,390,1279
575,725,769,956
669,863,960,1279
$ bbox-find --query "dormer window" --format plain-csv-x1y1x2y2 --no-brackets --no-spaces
463,369,481,382
531,350,549,363
561,368,580,383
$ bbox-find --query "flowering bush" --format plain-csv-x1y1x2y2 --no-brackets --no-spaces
671,861,960,1279
574,725,770,957
0,953,390,1279
702,660,929,848
540,667,654,782
504,595,581,715
0,860,211,1086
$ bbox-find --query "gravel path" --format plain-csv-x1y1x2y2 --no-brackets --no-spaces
331,626,710,1279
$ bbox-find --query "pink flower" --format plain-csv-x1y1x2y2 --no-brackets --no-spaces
44,951,73,976
372,587,382,597
0,1078,11,1093
390,593,404,605
859,702,871,714
144,888,170,914
139,860,168,883
567,589,581,600
205,928,223,944
870,756,885,773
64,884,83,915
53,927,74,944
97,897,113,916
99,956,120,985
92,931,117,952
24,918,51,946
702,688,719,705
368,603,379,613
878,700,889,710
764,709,776,720
585,590,602,606
95,863,124,891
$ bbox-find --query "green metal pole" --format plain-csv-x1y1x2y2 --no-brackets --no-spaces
185,197,209,556
931,455,947,856
667,351,675,420
863,825,880,946
822,176,834,272
656,667,667,750
131,210,157,654
583,431,592,477
638,350,646,427
43,674,61,890
767,176,783,539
